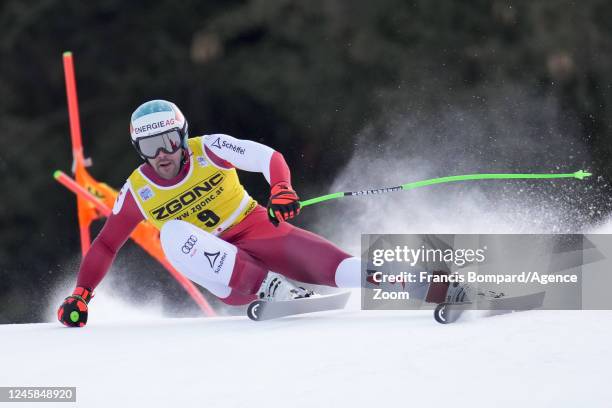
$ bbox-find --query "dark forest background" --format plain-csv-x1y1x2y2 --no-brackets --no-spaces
1,0,612,323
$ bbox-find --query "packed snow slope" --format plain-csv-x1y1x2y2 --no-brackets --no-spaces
6,98,609,407
0,308,609,407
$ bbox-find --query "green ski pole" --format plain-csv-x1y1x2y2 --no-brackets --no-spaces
269,169,591,218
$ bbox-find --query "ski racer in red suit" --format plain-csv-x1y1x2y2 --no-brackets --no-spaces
57,100,364,326
57,100,463,327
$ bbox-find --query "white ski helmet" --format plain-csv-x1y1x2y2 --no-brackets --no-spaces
129,100,189,160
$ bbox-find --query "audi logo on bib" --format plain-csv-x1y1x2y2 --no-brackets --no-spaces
181,235,198,254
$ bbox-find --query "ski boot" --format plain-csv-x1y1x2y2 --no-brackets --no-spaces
257,272,314,302
434,281,505,324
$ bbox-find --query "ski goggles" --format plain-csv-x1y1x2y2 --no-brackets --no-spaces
135,129,184,159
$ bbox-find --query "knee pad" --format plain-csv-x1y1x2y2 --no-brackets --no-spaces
160,220,237,288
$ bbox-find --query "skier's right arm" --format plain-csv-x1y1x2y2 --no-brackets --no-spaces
58,185,144,327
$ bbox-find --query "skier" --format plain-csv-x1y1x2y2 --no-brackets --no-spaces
57,100,466,326
57,100,363,326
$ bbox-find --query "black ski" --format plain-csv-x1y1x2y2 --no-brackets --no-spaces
247,291,351,321
434,291,546,324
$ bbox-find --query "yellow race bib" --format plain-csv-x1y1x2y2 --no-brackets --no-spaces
127,137,257,234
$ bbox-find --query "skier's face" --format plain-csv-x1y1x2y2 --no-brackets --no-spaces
149,148,183,179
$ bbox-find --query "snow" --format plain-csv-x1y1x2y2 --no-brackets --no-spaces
6,108,608,407
1,308,609,407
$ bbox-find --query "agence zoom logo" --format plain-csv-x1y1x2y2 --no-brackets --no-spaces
151,173,224,220
181,235,198,254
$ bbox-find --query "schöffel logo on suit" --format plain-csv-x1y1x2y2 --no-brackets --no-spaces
204,251,220,268
208,251,227,274
181,235,197,254
211,137,245,155
134,119,176,134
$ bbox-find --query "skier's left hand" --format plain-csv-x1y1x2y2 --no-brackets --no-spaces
267,182,301,226
57,287,94,327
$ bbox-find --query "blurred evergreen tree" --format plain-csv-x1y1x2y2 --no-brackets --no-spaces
0,0,611,322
